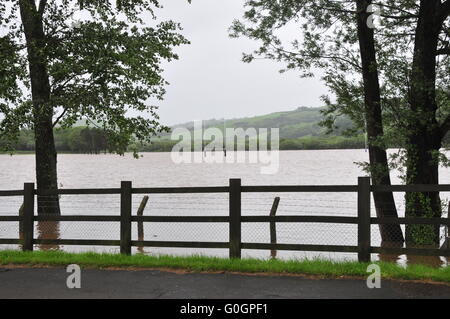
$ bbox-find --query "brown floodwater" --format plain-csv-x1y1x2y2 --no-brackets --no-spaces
1,150,450,266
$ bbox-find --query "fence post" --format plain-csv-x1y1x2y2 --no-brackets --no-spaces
18,203,24,241
229,178,241,259
270,197,280,258
137,195,149,241
120,181,132,255
357,176,371,262
22,183,35,252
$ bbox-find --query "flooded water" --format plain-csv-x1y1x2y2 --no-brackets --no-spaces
1,150,450,265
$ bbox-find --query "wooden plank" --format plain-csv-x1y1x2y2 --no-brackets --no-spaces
132,241,229,249
22,183,34,252
229,179,241,259
33,239,120,246
0,216,23,222
0,239,20,244
242,243,359,253
357,177,371,262
371,184,450,192
371,247,450,257
371,217,450,225
19,203,24,240
0,190,24,197
24,183,450,196
120,181,132,255
1,215,357,225
36,188,121,195
132,187,229,194
34,215,121,222
241,216,358,224
241,185,358,193
270,197,280,258
132,216,230,223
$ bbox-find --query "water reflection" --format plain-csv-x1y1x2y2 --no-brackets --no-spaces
405,243,444,268
271,249,277,259
378,241,446,268
378,241,402,263
37,221,61,251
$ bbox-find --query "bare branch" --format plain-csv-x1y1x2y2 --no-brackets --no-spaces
52,107,68,128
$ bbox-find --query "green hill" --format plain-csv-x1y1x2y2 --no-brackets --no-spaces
138,107,366,151
168,106,356,140
1,107,366,153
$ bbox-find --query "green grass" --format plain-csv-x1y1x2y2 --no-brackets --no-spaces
1,250,450,283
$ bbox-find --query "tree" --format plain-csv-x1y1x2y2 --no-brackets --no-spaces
401,0,450,246
370,0,450,246
355,0,404,244
0,0,188,214
232,0,450,247
230,0,404,243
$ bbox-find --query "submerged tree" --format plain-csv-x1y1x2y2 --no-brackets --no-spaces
398,0,450,246
230,0,404,244
231,0,450,247
365,0,450,246
0,0,188,214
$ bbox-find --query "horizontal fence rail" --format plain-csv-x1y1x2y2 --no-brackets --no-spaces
0,190,24,197
1,177,450,262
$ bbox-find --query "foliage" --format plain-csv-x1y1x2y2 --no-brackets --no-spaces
0,126,367,153
169,106,358,139
229,0,450,175
0,0,189,157
0,107,368,152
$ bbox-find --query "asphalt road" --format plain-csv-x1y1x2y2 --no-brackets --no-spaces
1,266,450,299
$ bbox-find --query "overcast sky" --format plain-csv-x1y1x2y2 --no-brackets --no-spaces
153,0,328,125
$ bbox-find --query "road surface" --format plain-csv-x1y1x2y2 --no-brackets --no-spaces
0,266,449,299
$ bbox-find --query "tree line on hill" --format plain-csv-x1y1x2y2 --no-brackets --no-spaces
1,127,110,154
5,126,450,153
1,126,369,153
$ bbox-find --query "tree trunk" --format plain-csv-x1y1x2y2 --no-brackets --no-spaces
19,0,60,215
405,0,442,246
356,0,404,244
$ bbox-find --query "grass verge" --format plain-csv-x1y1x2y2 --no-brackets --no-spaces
1,250,450,283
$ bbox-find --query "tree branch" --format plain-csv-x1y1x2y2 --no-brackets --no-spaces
270,44,362,71
439,1,450,23
38,0,47,16
52,107,68,128
440,113,450,138
437,47,450,55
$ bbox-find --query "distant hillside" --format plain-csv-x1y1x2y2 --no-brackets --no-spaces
3,107,366,153
167,106,355,139
136,106,365,151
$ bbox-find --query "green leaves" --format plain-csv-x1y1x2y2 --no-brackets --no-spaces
232,0,450,176
0,0,189,155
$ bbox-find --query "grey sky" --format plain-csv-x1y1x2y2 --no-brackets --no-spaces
154,0,328,125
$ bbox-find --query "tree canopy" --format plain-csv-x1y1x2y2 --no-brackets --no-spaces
0,0,189,215
230,1,450,168
0,0,189,155
231,0,450,246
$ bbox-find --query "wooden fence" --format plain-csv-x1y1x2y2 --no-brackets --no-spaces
1,176,450,262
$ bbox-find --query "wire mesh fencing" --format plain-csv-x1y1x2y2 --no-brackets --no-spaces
241,192,358,249
0,189,362,259
3,179,450,262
